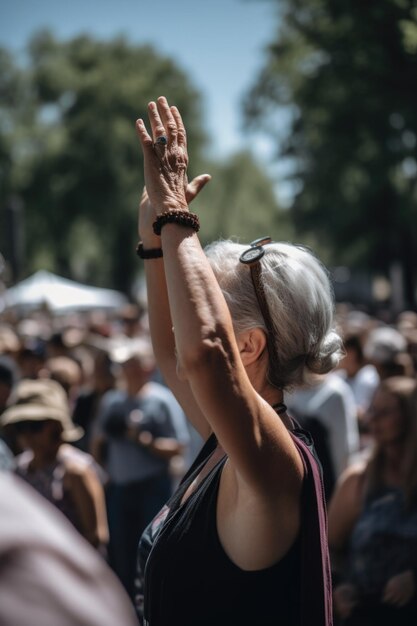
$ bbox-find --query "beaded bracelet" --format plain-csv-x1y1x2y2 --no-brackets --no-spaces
136,241,163,259
153,209,200,236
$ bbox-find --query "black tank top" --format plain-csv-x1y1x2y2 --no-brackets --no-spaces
136,433,303,626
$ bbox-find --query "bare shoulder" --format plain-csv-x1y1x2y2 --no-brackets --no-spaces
59,445,94,477
61,457,94,487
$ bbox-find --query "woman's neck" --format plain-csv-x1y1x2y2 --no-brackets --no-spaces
258,383,295,428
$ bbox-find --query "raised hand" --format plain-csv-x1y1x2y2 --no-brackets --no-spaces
138,175,211,247
136,96,190,215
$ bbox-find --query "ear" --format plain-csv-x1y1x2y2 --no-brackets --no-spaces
236,328,268,367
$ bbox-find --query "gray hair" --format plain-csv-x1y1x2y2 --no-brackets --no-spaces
205,240,343,390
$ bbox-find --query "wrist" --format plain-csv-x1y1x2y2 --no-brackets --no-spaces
153,199,189,215
139,233,161,248
153,209,200,236
136,241,163,259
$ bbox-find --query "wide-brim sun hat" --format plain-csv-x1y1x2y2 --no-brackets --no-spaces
1,378,83,442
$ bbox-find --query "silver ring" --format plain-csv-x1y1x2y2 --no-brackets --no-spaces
154,135,167,147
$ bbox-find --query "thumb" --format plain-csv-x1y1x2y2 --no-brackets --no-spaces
186,174,211,203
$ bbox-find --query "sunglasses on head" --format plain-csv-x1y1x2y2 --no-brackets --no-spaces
239,237,281,387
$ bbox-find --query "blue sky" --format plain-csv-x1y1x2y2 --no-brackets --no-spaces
0,0,279,160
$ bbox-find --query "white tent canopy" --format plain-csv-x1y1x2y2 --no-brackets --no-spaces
1,270,128,313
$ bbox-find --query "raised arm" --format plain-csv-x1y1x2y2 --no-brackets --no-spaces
136,97,303,496
138,183,212,441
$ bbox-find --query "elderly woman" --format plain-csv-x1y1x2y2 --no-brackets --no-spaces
134,96,342,626
329,376,417,625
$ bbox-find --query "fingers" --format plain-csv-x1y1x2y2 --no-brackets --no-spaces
156,96,178,145
186,174,211,203
142,97,186,151
135,119,154,154
147,101,167,144
170,105,187,148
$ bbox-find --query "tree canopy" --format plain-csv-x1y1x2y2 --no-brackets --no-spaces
0,32,205,292
244,0,417,307
1,31,285,294
197,150,292,245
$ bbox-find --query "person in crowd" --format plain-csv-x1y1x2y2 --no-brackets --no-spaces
336,332,380,421
0,324,21,357
0,437,14,471
328,376,417,625
91,336,189,598
44,355,83,409
133,96,343,625
17,341,46,379
0,356,15,415
0,471,138,626
286,371,360,500
0,356,20,454
118,303,145,339
46,330,71,359
1,378,109,551
363,326,414,380
72,350,116,452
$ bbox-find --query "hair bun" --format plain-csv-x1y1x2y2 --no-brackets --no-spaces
305,331,343,375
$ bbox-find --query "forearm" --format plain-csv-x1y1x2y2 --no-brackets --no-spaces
161,225,236,370
144,254,176,366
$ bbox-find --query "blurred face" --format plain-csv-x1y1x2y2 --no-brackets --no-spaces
15,420,61,454
366,389,405,445
340,346,361,377
0,382,12,409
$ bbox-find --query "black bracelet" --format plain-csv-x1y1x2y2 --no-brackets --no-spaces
136,242,163,259
153,209,200,236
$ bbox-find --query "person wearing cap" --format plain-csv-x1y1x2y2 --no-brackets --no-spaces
1,378,108,550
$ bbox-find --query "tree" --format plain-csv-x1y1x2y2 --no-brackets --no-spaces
1,31,286,294
244,0,417,308
196,150,292,245
1,31,205,292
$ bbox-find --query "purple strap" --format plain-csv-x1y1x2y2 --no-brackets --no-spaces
291,432,333,626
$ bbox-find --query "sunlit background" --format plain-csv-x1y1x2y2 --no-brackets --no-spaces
1,0,416,313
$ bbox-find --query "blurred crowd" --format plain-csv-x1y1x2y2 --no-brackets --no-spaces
288,305,417,625
1,301,417,624
0,303,202,619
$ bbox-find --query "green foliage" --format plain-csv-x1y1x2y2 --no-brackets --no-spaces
1,31,205,291
196,150,292,245
244,0,417,306
1,31,285,295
